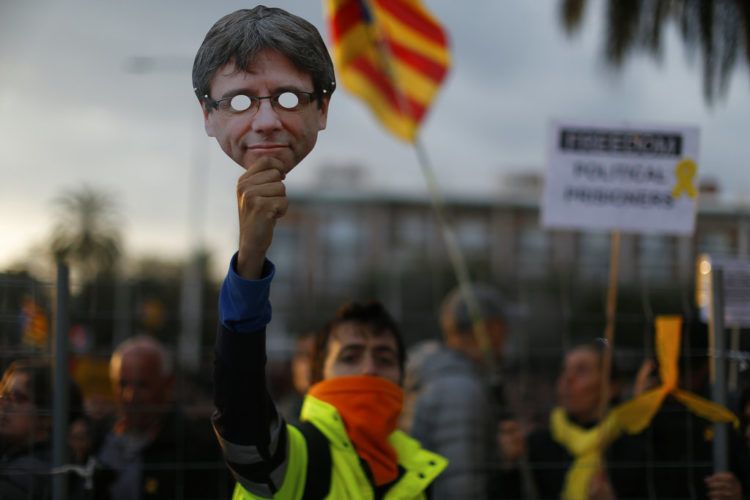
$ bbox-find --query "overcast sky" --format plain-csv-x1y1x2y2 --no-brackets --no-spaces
2,0,749,276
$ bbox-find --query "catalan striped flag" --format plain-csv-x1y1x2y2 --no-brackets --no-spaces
20,297,49,347
325,0,451,142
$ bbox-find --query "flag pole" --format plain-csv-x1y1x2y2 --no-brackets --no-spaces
415,138,540,500
413,139,495,368
360,1,495,367
598,230,621,420
358,3,536,496
595,230,621,479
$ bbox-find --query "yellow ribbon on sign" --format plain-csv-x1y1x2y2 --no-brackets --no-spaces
672,159,698,199
613,315,738,434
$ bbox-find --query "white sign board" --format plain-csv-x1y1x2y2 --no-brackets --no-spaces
542,120,700,235
696,254,750,328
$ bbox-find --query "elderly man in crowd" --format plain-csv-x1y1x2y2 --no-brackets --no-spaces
96,335,228,500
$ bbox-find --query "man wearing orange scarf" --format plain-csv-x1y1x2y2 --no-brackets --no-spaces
195,7,446,499
214,292,446,499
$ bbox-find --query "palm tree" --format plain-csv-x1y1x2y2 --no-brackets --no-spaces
559,0,750,103
49,185,122,283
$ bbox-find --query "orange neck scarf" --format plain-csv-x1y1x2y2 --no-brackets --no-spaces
308,375,403,486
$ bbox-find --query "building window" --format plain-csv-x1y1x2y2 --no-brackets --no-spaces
638,235,673,283
578,232,610,281
518,226,548,278
396,212,425,250
698,230,733,256
325,213,361,286
455,217,488,255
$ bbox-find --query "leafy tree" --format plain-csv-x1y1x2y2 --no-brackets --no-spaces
559,0,750,103
49,185,122,282
45,185,123,348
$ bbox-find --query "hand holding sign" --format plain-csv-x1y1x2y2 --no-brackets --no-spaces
236,157,288,280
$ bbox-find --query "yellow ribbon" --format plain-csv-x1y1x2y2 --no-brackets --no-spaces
672,159,698,199
550,315,736,499
614,315,738,434
550,408,624,500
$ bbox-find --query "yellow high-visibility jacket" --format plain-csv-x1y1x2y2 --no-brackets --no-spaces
232,395,447,500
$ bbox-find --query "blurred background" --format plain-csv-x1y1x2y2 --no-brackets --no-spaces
2,0,750,488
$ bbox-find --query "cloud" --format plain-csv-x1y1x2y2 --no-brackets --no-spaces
1,0,749,271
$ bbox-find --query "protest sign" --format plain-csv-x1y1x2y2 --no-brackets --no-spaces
542,120,700,235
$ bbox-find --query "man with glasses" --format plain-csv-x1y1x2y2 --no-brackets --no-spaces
195,6,447,499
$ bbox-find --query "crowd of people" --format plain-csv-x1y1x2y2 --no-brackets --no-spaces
0,335,232,500
3,4,750,499
3,312,749,498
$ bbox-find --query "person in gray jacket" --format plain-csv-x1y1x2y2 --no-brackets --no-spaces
409,284,520,499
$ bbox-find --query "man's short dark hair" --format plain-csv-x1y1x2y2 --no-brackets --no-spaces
310,301,406,384
193,6,336,107
440,283,508,334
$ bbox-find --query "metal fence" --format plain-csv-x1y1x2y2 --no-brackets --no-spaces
2,251,749,499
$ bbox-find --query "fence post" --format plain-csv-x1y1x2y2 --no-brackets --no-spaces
53,260,70,500
709,266,728,473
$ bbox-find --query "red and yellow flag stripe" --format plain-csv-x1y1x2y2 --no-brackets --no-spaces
325,0,451,142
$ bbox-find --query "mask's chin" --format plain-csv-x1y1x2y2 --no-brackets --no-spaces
241,148,296,174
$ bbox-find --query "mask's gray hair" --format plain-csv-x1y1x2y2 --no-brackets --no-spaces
192,6,336,107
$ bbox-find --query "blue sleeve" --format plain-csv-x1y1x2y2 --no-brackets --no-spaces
219,253,275,333
213,253,289,495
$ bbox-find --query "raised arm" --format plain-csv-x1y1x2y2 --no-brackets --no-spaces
212,157,291,497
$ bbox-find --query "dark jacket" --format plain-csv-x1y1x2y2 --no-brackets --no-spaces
640,397,746,499
0,441,52,500
95,409,231,500
525,416,648,500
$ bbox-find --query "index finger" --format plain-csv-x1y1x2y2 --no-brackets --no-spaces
246,156,286,177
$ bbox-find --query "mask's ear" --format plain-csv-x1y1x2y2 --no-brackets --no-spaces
316,96,330,131
201,101,216,137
